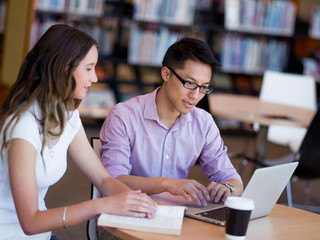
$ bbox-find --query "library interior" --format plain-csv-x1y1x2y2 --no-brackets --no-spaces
0,0,320,239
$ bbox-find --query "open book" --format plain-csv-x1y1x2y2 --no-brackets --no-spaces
97,205,186,236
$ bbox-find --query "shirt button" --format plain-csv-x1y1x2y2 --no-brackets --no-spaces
165,155,169,159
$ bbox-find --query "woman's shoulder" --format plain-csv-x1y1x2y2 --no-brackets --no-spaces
4,103,41,148
14,103,40,127
67,109,81,129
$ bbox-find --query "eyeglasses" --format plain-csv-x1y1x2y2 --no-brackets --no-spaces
167,67,213,95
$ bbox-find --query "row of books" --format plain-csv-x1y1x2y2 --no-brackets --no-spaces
30,19,64,48
213,72,261,94
128,25,183,66
29,0,315,76
29,17,121,56
220,33,289,74
35,0,103,16
309,5,320,39
74,19,122,57
30,18,290,75
225,0,296,36
79,83,116,119
132,0,197,26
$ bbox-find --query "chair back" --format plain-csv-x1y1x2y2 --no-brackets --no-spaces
91,137,102,159
294,109,320,179
259,70,317,147
86,137,101,240
260,70,317,110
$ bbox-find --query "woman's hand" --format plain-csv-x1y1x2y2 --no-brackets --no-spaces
99,190,158,218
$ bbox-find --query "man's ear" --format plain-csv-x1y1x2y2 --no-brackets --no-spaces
160,67,170,82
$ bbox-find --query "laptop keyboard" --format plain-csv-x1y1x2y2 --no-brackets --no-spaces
196,207,226,221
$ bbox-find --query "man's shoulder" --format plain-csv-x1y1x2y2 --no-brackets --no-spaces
112,93,148,115
190,107,213,121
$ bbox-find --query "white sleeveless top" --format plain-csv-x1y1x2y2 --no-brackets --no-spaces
0,102,81,239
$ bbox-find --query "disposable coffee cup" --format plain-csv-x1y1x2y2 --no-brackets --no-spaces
224,196,254,240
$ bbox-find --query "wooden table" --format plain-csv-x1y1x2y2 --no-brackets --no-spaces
105,192,320,240
207,93,315,160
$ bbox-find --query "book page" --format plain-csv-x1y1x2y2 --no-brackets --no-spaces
97,205,185,235
156,205,185,217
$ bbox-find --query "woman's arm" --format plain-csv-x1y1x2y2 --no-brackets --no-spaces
8,127,156,236
8,138,89,235
67,125,157,217
67,125,132,196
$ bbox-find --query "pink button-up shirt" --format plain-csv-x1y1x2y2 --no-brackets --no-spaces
100,88,241,184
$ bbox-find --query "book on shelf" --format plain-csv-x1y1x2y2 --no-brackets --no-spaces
128,25,182,66
220,33,289,74
233,75,252,94
224,0,240,30
78,84,116,119
97,205,186,236
133,0,197,25
309,5,320,39
35,0,103,15
224,0,296,36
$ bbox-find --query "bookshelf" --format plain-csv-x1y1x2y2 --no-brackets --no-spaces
225,0,296,36
31,0,104,48
0,0,33,89
127,0,297,94
1,0,319,123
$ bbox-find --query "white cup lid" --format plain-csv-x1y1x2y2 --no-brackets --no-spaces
225,196,254,210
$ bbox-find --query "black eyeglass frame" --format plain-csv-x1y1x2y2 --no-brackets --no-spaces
167,67,214,94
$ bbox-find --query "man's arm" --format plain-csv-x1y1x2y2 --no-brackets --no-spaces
117,175,210,206
225,179,243,196
197,111,244,203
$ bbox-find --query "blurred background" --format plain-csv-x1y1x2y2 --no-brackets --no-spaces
1,0,320,239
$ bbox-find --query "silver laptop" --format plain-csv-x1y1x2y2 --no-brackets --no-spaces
184,162,298,226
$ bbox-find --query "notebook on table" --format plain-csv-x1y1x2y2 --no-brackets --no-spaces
184,162,298,226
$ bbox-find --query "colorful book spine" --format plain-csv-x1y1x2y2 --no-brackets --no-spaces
309,5,320,39
220,33,288,74
132,0,196,26
225,0,296,36
128,25,182,66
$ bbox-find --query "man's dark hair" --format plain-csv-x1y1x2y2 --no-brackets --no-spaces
162,37,221,77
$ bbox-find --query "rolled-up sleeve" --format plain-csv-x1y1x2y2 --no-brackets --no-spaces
198,114,242,184
100,107,132,178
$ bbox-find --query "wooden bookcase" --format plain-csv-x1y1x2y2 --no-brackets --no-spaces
0,0,33,88
1,0,319,123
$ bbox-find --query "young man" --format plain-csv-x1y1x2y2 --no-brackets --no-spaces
100,37,243,206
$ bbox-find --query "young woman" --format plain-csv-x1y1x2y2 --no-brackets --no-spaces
0,24,157,240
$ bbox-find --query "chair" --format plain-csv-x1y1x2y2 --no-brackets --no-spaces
259,70,317,149
87,137,102,240
239,109,320,212
229,71,317,165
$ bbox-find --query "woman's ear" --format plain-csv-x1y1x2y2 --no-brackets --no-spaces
160,67,170,82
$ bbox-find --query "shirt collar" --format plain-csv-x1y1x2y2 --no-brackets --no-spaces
143,87,160,121
143,87,192,128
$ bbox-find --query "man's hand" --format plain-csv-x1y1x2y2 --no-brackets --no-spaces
163,178,210,206
207,182,232,203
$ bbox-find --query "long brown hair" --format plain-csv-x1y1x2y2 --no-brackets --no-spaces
0,24,98,158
